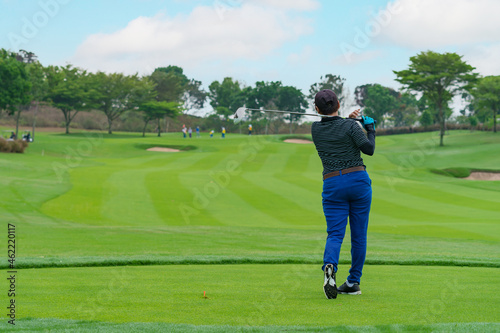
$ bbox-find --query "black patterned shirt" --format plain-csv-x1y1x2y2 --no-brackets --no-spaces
311,116,375,175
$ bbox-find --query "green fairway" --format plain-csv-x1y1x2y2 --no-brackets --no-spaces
0,129,499,330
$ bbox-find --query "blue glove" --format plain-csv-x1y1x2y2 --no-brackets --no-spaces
362,116,376,131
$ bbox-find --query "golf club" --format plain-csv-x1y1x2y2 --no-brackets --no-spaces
231,107,370,124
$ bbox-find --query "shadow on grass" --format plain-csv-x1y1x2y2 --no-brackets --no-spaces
6,255,500,270
279,135,313,142
134,143,197,152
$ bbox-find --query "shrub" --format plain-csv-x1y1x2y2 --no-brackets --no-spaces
0,138,11,152
0,138,29,153
10,140,22,153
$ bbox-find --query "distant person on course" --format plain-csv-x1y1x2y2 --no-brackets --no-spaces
210,130,214,138
196,126,200,138
248,124,252,135
188,127,192,138
221,127,226,139
311,89,376,299
182,127,187,138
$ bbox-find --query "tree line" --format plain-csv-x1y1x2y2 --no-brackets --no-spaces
1,48,498,145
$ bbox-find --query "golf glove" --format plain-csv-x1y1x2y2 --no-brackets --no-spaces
362,116,376,131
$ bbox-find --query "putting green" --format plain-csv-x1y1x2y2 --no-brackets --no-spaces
0,129,499,330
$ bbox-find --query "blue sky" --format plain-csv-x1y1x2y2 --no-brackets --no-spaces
1,0,499,112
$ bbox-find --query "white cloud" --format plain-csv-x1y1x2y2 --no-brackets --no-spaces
247,0,320,11
287,45,313,65
461,43,500,76
332,50,383,66
71,3,314,75
378,0,500,49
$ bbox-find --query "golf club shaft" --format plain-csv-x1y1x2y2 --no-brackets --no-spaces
245,108,323,117
244,108,364,122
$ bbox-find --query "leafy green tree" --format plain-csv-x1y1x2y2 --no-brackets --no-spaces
246,81,281,109
355,84,398,128
129,75,179,137
469,75,500,133
277,86,308,134
208,77,246,120
150,66,206,109
309,74,347,110
394,51,478,145
139,101,182,137
0,49,32,137
391,92,419,127
469,115,478,130
184,78,206,109
45,65,92,134
416,95,429,113
90,72,151,134
150,68,185,103
420,109,433,127
245,81,283,134
242,81,307,134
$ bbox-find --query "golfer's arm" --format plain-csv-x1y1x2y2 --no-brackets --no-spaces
360,130,376,156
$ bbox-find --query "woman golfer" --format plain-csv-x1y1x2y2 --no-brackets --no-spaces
311,89,376,299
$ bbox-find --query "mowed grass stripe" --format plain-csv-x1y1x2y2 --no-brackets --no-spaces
444,222,500,241
306,149,323,178
229,136,273,173
0,153,71,211
202,186,287,228
100,169,164,226
258,142,291,174
42,150,211,225
230,176,324,226
282,142,315,175
369,223,499,241
243,172,322,218
176,168,287,227
146,170,223,226
384,180,500,213
371,196,496,225
41,165,116,224
371,184,499,224
275,173,322,195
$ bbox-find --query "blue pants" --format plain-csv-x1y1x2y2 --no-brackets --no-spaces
322,170,372,284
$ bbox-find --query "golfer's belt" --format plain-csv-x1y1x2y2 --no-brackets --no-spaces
323,166,366,181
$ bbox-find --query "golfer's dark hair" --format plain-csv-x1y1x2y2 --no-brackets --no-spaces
317,100,340,115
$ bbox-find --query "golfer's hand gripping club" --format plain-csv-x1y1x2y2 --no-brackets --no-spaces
361,116,376,131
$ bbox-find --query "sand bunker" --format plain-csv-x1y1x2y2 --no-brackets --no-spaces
284,139,313,144
146,147,181,153
464,172,500,181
